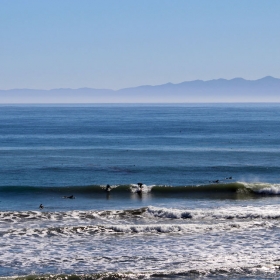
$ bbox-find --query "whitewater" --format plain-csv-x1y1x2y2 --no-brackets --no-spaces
1,104,280,279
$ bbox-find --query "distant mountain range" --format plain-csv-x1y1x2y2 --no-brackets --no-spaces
1,76,280,103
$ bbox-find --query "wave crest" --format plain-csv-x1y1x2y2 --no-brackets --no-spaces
1,181,280,197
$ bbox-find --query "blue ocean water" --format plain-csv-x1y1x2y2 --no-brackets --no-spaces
1,104,280,279
1,104,280,186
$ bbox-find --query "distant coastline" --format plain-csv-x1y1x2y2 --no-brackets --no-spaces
1,76,279,103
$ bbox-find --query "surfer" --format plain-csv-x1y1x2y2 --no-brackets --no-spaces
209,180,220,184
39,204,44,209
137,183,144,194
63,195,75,199
105,184,111,192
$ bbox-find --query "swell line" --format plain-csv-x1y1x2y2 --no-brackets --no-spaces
1,182,280,196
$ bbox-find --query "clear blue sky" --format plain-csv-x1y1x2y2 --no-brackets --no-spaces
1,0,279,90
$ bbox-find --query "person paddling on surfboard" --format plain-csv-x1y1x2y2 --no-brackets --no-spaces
63,195,75,199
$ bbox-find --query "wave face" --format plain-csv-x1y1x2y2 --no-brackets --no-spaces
1,181,280,198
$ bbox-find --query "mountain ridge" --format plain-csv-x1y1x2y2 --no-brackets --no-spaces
1,76,280,103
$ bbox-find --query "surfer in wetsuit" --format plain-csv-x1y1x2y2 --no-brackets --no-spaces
209,180,220,184
63,195,75,199
39,204,44,209
105,184,111,192
137,183,144,194
105,184,111,200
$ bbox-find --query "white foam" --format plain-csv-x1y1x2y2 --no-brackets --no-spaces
2,204,280,231
146,205,280,220
1,219,276,238
1,226,280,277
130,184,154,193
241,181,280,194
2,205,280,277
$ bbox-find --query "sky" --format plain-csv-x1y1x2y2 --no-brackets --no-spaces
0,0,280,90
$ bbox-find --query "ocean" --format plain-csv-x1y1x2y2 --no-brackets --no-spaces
1,103,280,279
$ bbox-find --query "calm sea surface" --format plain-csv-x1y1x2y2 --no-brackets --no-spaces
0,104,280,279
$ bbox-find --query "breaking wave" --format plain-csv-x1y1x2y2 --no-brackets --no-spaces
2,204,280,225
5,264,280,280
0,220,275,238
2,204,280,238
146,205,280,220
0,208,147,223
1,181,280,197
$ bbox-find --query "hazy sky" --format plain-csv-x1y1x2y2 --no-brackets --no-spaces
1,0,280,90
